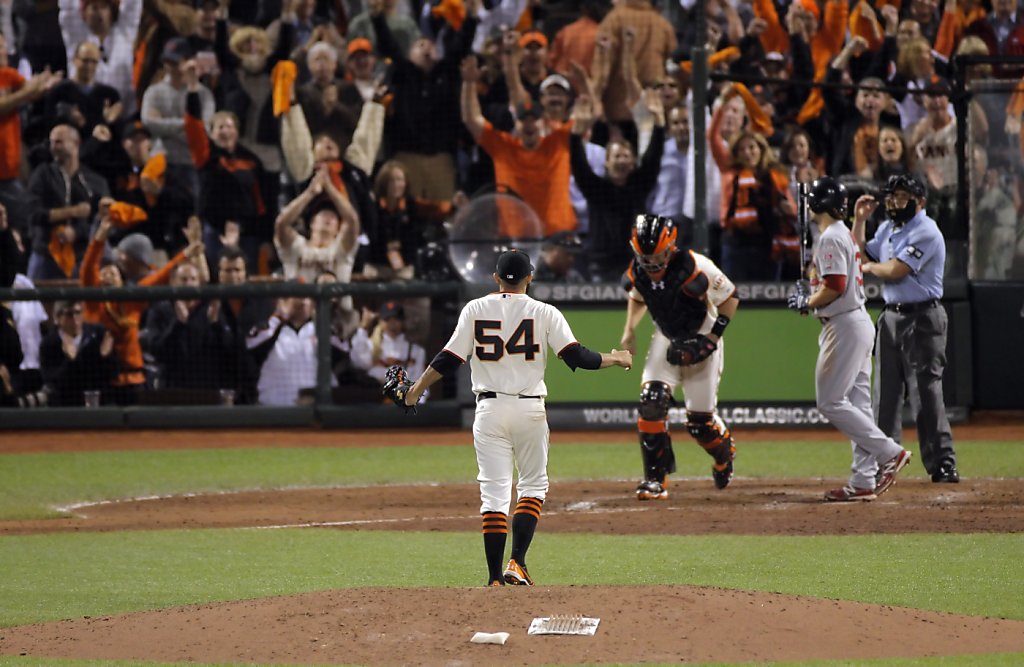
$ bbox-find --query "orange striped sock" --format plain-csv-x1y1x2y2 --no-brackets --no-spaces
510,497,543,565
482,512,508,583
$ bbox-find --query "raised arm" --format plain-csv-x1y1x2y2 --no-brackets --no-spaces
818,0,850,57
708,92,733,172
569,96,605,197
370,0,403,62
80,216,112,287
460,56,485,142
275,172,323,247
500,31,529,110
851,194,878,256
280,101,315,183
344,99,386,176
934,0,958,59
322,172,361,255
634,90,666,189
182,62,211,168
717,0,747,47
620,26,642,111
0,70,61,116
752,0,789,54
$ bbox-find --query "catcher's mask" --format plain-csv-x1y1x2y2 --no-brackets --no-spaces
807,176,848,220
631,214,678,273
882,173,925,225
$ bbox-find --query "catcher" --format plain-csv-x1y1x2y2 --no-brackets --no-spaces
384,249,632,587
620,214,741,500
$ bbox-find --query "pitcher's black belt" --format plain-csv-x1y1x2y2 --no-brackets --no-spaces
477,391,542,401
885,299,939,314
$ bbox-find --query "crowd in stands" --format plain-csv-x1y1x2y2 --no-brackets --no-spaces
2,0,1024,407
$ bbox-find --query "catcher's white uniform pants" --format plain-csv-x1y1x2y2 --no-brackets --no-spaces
816,308,903,490
472,394,549,514
641,329,724,413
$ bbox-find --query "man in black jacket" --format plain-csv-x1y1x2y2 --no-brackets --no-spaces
214,245,274,404
27,124,110,280
141,262,236,392
39,300,117,406
570,93,665,282
371,0,477,200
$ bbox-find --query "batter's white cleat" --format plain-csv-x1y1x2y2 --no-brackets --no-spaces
874,449,912,497
823,486,877,502
503,559,533,586
636,479,668,500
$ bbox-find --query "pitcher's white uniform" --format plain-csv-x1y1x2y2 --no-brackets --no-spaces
441,291,578,513
812,223,904,489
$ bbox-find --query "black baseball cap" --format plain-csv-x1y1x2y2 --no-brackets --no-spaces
883,173,926,199
121,118,152,140
162,37,192,64
925,76,951,97
379,301,404,319
495,249,534,283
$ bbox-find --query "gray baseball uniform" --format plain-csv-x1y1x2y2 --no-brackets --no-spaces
812,221,904,490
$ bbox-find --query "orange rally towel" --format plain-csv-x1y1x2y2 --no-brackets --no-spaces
271,60,298,117
1011,83,1024,158
430,0,466,32
800,0,821,21
681,47,740,72
48,227,76,277
141,153,167,182
109,202,149,228
326,160,349,198
849,3,883,51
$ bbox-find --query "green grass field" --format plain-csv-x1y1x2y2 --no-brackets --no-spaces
2,435,1023,667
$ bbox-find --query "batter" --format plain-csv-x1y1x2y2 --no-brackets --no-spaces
787,176,911,501
390,249,632,586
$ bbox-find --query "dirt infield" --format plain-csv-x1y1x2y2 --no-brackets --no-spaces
2,423,1023,665
5,585,1024,666
3,478,1024,537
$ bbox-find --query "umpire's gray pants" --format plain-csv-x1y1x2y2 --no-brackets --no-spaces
873,304,957,475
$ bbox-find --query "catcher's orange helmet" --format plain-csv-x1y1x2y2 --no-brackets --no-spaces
630,214,678,272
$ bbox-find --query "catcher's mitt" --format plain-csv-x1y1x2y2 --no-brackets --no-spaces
667,336,717,366
382,365,417,413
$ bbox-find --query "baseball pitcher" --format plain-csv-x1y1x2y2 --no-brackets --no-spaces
384,249,632,586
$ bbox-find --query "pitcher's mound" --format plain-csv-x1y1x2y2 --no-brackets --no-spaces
4,585,1024,665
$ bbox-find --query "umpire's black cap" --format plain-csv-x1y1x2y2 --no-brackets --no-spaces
883,173,927,199
496,249,534,283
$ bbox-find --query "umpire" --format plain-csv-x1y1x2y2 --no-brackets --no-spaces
852,174,959,483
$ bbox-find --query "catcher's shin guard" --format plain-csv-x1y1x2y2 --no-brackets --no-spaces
640,431,676,482
637,381,676,483
687,411,736,488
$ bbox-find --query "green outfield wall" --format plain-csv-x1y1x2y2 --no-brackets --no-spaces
543,306,839,402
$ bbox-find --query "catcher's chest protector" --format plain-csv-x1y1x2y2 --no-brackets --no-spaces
630,252,709,340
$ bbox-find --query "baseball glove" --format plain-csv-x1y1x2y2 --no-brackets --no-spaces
667,336,717,366
382,365,417,414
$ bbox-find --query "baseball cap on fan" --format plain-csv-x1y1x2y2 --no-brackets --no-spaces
540,73,571,94
495,249,534,283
